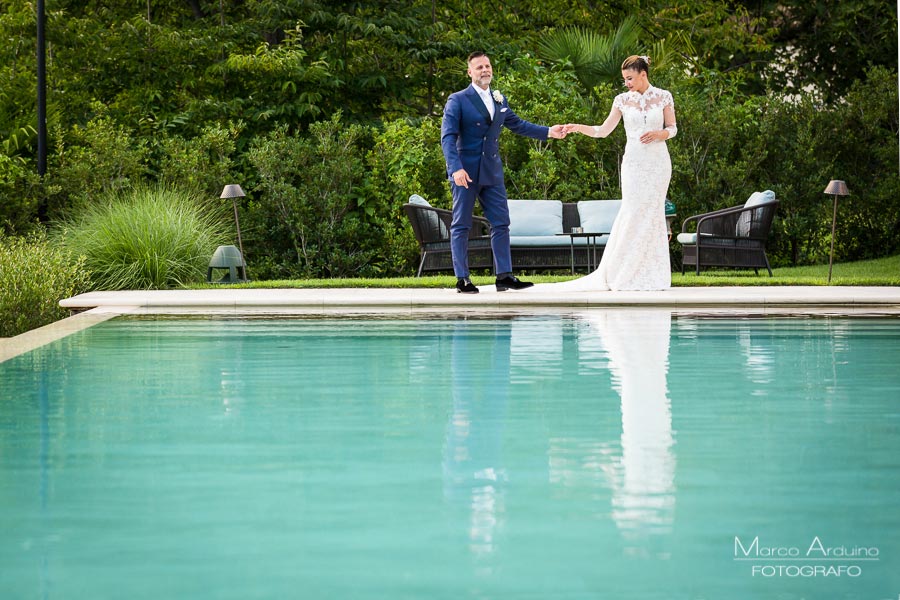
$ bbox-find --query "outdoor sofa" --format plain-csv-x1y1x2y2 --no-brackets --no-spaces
403,196,625,275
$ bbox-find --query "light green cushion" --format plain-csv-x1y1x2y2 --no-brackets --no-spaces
677,232,717,245
508,200,563,236
408,194,448,238
746,190,775,207
736,190,775,237
577,200,621,233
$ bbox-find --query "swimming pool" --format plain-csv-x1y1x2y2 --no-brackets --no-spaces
2,311,898,599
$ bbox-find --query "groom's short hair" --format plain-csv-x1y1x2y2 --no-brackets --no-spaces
468,51,488,63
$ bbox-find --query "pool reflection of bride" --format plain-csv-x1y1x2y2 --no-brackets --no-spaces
584,309,676,547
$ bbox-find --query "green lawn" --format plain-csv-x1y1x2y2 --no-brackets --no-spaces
198,254,900,289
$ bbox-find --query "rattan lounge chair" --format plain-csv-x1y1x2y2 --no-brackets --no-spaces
677,191,779,276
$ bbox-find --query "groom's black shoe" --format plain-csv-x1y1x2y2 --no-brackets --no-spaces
495,275,534,291
456,277,479,294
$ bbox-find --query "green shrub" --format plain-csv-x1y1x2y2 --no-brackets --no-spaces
366,117,449,275
156,121,243,197
247,114,384,279
43,108,150,219
0,153,42,235
57,184,228,290
0,232,91,337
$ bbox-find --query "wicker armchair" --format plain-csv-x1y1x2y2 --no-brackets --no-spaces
402,199,493,276
678,193,779,276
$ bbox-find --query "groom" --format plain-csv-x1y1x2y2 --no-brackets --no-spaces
441,51,566,293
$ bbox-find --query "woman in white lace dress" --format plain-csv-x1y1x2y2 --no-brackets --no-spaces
541,55,677,292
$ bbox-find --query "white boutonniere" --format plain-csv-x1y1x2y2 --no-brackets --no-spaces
492,90,504,104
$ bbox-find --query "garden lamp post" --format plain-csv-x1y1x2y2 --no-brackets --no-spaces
220,184,247,274
823,180,850,285
37,0,47,175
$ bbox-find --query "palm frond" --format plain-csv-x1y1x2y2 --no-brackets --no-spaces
540,18,691,97
539,18,640,92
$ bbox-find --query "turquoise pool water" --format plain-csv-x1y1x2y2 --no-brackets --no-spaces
1,311,899,599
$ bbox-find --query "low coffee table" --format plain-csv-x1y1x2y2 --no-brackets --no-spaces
555,231,608,274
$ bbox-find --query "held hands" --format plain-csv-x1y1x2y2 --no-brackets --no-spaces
549,124,588,138
548,124,567,139
548,124,598,139
561,124,583,136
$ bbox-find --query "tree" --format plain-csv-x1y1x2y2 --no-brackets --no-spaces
739,0,898,102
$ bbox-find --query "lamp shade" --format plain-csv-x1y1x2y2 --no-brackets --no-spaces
823,180,849,196
220,184,246,199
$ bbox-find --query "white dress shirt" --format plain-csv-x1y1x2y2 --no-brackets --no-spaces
473,84,495,119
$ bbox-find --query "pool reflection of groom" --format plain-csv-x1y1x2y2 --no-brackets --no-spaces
441,51,567,294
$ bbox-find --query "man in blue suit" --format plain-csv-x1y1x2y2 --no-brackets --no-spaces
441,51,566,293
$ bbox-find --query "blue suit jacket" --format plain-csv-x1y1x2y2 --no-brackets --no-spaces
441,85,549,187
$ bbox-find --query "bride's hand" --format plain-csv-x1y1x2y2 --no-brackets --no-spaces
640,130,663,144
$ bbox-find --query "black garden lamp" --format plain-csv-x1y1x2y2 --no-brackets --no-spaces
220,184,247,274
823,180,850,285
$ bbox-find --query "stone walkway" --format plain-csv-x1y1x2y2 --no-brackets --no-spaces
58,286,900,312
3,286,899,364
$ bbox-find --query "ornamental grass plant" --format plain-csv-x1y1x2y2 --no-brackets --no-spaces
0,233,91,337
57,184,228,290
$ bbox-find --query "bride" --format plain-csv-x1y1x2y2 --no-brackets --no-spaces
536,55,676,292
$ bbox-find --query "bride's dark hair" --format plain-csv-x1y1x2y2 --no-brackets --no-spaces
621,55,650,73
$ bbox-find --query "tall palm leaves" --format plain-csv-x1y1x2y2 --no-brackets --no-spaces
539,17,689,106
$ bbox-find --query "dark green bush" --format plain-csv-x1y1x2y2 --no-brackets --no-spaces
366,116,451,274
156,121,244,198
0,233,91,337
669,66,899,267
44,109,151,218
495,61,619,201
246,114,386,279
0,154,41,235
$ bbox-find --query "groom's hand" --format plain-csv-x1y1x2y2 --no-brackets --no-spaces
452,169,472,189
548,124,567,139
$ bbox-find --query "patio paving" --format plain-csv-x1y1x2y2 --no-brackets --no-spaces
3,286,899,364
57,286,900,313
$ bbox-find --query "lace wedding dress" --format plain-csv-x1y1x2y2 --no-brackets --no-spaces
539,87,674,292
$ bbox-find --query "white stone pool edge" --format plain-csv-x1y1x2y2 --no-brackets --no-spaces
2,286,899,364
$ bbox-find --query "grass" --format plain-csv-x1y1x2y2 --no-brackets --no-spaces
671,254,900,286
193,254,900,289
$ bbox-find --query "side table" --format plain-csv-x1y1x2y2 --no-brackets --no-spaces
554,232,608,274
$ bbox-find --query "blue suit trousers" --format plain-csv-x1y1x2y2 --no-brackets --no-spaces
450,181,511,277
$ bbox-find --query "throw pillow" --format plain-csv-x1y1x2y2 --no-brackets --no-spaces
736,190,775,237
409,194,448,238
